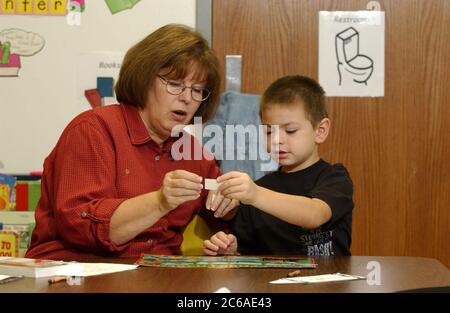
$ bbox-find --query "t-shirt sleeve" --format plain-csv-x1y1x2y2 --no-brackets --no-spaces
308,164,354,227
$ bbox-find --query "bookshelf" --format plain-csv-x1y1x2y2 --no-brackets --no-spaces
0,176,39,257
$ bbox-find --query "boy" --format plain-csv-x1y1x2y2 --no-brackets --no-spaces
204,75,354,256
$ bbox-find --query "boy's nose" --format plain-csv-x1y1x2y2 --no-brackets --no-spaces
276,132,285,144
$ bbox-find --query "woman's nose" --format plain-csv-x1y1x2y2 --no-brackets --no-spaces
178,88,193,103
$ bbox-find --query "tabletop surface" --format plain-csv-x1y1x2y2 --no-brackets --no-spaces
1,256,450,293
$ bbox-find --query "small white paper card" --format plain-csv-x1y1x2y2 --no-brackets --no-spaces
77,263,138,277
204,179,221,190
0,275,12,281
214,287,231,293
270,273,366,284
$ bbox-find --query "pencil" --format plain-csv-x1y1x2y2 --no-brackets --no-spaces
48,276,68,284
287,270,302,277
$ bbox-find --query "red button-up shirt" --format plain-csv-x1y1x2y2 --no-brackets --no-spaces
25,104,225,260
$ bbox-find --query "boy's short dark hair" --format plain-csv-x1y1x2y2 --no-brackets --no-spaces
260,75,328,127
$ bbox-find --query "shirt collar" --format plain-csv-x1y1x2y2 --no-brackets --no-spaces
120,103,179,149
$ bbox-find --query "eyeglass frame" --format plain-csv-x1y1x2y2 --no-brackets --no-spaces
157,75,210,102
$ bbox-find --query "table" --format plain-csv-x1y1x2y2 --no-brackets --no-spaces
1,256,449,293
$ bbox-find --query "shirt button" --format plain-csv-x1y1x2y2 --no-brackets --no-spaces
154,155,160,161
147,239,153,244
81,212,88,218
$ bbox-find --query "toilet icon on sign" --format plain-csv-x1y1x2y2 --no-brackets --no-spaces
335,27,374,86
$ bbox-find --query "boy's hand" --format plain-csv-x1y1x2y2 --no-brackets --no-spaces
217,171,259,205
203,231,238,256
206,190,239,218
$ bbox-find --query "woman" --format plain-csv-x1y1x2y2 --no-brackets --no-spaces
25,24,236,260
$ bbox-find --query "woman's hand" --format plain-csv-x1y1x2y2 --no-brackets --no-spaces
158,170,203,213
216,171,259,205
203,231,238,256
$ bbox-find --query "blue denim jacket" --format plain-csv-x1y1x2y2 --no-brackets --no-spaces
204,91,278,180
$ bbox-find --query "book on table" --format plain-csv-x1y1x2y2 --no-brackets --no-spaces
135,254,318,269
0,257,83,278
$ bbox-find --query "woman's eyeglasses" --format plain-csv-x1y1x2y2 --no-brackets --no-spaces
157,75,210,102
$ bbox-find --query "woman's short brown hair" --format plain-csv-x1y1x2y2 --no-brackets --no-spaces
115,24,221,122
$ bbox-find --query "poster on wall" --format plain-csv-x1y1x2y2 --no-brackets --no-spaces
0,28,45,77
319,11,385,97
0,0,85,16
76,51,124,108
104,0,141,14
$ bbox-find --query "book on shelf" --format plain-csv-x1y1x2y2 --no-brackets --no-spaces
0,257,83,278
2,224,33,256
0,231,19,257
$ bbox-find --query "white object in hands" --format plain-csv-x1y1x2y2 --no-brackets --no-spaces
204,178,221,190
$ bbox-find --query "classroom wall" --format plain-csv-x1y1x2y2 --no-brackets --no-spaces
0,0,196,173
212,0,450,268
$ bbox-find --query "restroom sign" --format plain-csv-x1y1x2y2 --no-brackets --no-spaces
319,11,385,97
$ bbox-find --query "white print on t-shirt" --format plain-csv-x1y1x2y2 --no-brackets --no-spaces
300,229,335,256
307,241,333,256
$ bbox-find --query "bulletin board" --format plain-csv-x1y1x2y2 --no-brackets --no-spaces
0,0,196,173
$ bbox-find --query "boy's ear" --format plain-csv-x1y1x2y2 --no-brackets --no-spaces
315,118,330,144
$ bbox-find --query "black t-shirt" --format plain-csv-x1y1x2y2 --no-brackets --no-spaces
231,159,354,256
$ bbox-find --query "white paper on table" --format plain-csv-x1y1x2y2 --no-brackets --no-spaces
0,274,24,284
270,273,366,284
0,275,12,281
214,287,231,293
76,263,138,277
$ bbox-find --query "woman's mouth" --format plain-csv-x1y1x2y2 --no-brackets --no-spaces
171,110,188,122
